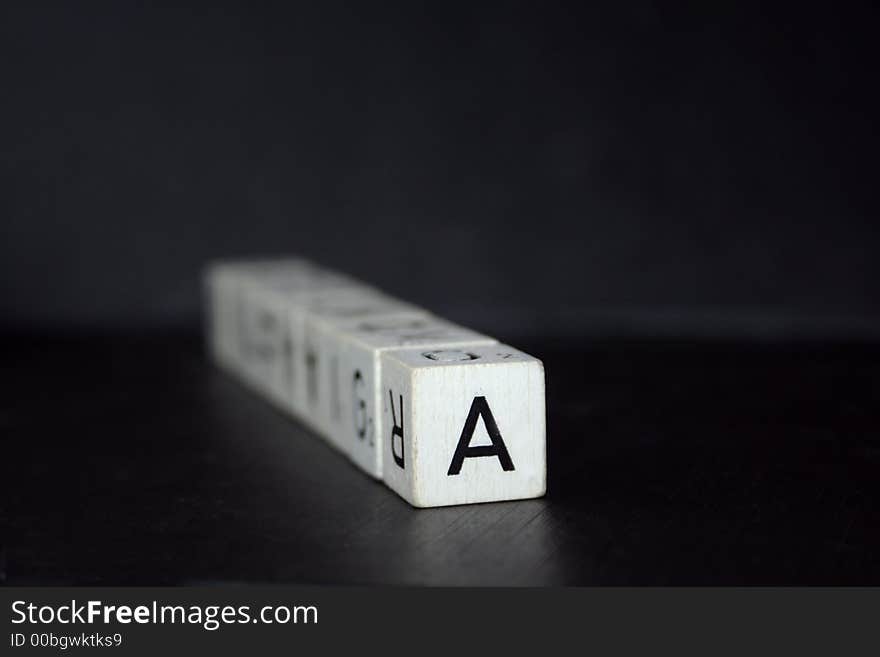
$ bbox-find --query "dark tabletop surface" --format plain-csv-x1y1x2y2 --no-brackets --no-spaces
3,332,879,585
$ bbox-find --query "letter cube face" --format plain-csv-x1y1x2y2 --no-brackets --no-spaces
314,314,497,478
204,257,341,375
236,287,295,405
204,259,314,372
298,296,427,445
380,344,546,507
231,270,366,407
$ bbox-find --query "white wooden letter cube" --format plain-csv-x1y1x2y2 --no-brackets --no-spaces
298,294,425,445
204,258,315,377
380,344,546,507
232,265,363,406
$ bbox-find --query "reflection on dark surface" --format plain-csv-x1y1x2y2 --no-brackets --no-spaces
4,333,879,584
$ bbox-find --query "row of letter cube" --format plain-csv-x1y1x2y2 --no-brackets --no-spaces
204,258,546,507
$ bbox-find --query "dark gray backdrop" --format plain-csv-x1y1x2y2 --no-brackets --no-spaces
2,2,877,339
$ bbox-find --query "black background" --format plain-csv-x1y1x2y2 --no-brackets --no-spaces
3,3,880,586
2,2,878,338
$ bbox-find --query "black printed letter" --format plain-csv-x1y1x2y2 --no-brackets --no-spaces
353,370,367,440
305,346,318,405
389,390,405,468
447,396,514,475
